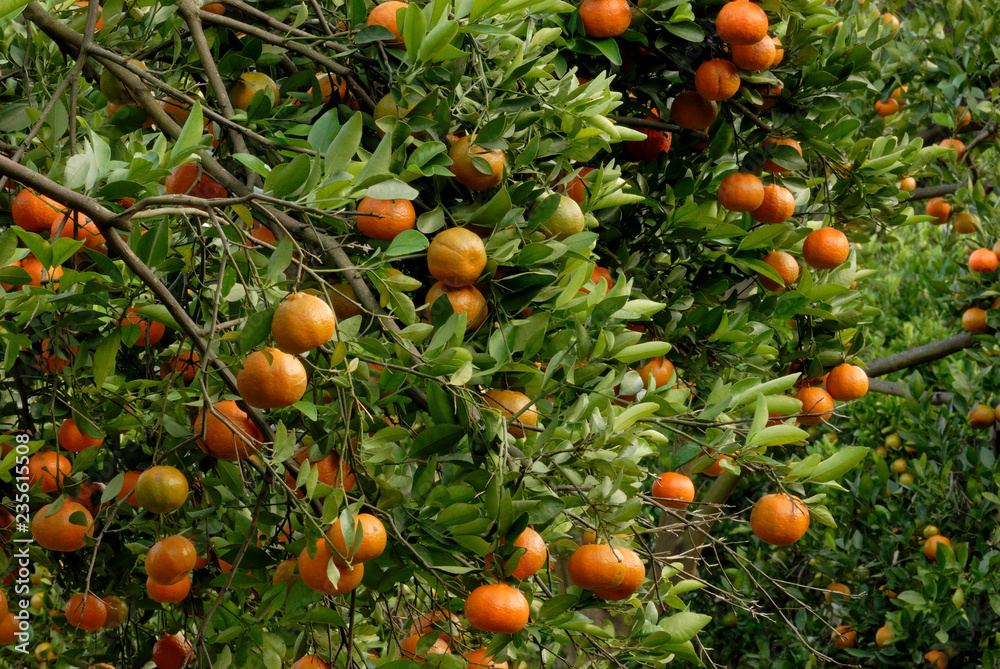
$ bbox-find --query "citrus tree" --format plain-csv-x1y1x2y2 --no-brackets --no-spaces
0,0,987,666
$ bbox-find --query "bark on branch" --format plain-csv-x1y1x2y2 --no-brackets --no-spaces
864,332,979,378
866,378,954,405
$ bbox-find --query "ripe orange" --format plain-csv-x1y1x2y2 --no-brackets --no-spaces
715,1,769,45
146,535,197,585
65,593,108,630
449,135,506,191
465,583,530,633
31,501,94,552
464,647,508,668
366,1,408,46
938,138,965,161
328,284,362,321
771,37,784,65
117,470,142,505
160,351,201,382
924,650,948,668
718,172,765,212
925,197,951,223
249,223,276,245
591,547,645,601
507,527,547,580
71,1,104,29
0,612,16,643
134,465,189,514
651,472,695,508
152,633,193,669
956,106,972,127
58,417,103,452
762,137,803,173
273,557,300,586
953,212,979,234
560,166,596,203
426,281,488,328
147,574,192,603
755,82,783,110
967,403,994,428
289,655,331,669
759,250,799,291
35,642,57,663
731,35,777,70
802,227,849,270
410,609,461,639
750,184,795,224
21,255,64,288
165,162,227,200
694,59,741,101
567,543,627,590
305,72,346,105
922,534,952,560
968,248,998,273
875,98,899,117
237,347,308,409
699,451,731,476
51,211,106,253
637,357,675,388
670,90,718,130
272,293,337,354
625,126,672,161
483,389,538,438
400,633,450,660
875,624,894,648
899,176,917,190
12,189,64,232
228,72,280,110
825,363,869,401
102,595,128,628
750,492,810,545
831,625,856,648
328,513,387,565
121,306,165,347
298,538,365,595
578,0,631,37
194,400,262,460
881,12,899,30
27,451,72,492
356,197,416,241
286,448,356,496
202,2,226,14
824,582,850,603
793,386,834,425
962,307,989,333
427,227,488,287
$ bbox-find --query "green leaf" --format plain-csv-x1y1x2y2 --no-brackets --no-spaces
241,309,275,353
659,610,711,643
168,101,206,168
384,229,429,258
613,402,658,431
614,341,672,364
805,446,869,483
266,153,311,199
418,20,459,63
325,113,363,176
364,179,420,200
92,330,121,389
738,224,786,251
750,424,810,447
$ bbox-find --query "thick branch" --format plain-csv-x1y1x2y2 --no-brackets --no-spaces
864,332,979,378
866,378,954,405
611,115,709,141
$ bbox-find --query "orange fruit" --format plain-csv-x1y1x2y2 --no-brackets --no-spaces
71,2,104,29
356,197,416,241
715,1,769,45
410,610,461,639
160,351,201,382
51,211,106,253
770,36,784,65
27,451,72,492
823,582,850,603
506,527,547,580
248,223,276,245
755,82,783,110
560,166,596,204
0,612,16,644
875,624,894,648
228,72,280,111
273,557,300,585
567,544,627,590
289,655,330,669
165,162,227,199
306,72,346,105
832,625,856,648
237,347,308,409
146,535,197,586
718,172,765,212
750,184,795,223
117,470,142,505
583,266,615,294
285,448,356,496
925,197,951,223
366,1,408,46
328,284,362,321
802,227,849,270
21,255,63,288
875,98,899,117
578,0,631,37
670,90,718,130
427,227,488,287
750,492,810,545
400,633,450,660
152,633,193,669
591,547,645,601
758,250,799,291
328,513,387,565
899,176,916,190
12,189,64,232
134,465,189,514
298,538,365,595
464,583,530,633
101,595,128,628
31,501,94,552
762,137,803,173
147,574,191,603
699,451,731,476
956,106,972,127
651,472,695,508
923,534,952,560
694,59,741,101
194,400,262,460
449,135,505,191
272,292,337,354
120,306,165,347
793,386,834,425
881,12,899,30
58,417,103,452
463,647,508,668
938,138,965,161
202,2,226,14
483,389,538,438
953,212,979,234
962,307,989,333
731,35,776,70
967,403,993,428
968,248,998,273
825,363,869,401
637,357,675,388
924,650,948,668
625,126,672,161
65,593,108,630
425,282,488,328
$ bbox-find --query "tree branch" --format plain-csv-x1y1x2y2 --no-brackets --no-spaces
866,378,954,405
864,332,978,378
